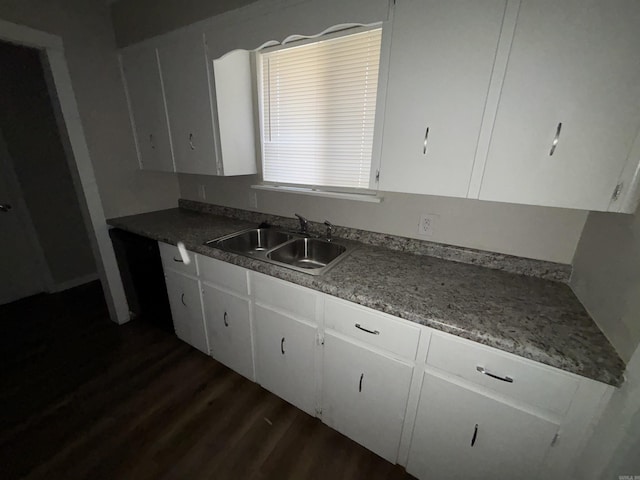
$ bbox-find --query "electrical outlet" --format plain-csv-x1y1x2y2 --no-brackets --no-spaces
418,213,438,237
249,191,258,209
198,184,206,200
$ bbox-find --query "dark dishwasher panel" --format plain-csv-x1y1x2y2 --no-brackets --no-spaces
109,228,173,332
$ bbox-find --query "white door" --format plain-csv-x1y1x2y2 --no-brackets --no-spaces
253,304,317,416
202,283,254,380
379,0,506,197
407,373,559,480
479,0,640,210
164,269,208,354
0,137,46,304
158,32,219,175
120,46,174,172
322,331,413,462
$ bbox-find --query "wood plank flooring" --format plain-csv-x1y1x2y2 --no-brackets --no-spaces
0,281,415,480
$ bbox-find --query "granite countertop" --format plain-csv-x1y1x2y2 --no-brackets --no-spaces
108,207,626,387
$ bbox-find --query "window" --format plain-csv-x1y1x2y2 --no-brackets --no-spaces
259,27,382,190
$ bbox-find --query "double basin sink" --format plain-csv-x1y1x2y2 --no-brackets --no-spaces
205,228,353,275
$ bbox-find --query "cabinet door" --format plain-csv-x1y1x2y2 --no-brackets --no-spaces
253,304,317,416
407,373,559,480
158,32,219,175
120,47,174,172
212,50,257,176
163,269,208,354
322,331,413,463
379,0,506,197
480,0,640,210
202,283,253,380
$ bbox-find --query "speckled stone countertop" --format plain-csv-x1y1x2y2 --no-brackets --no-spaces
107,207,625,387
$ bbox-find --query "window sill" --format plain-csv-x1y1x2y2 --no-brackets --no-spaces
250,184,383,203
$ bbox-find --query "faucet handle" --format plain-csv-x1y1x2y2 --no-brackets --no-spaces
324,220,333,241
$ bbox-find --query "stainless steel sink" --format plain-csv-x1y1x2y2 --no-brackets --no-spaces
268,238,346,270
204,227,354,275
208,228,292,255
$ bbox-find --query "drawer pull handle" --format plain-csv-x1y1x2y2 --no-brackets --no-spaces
359,373,364,392
423,126,430,155
189,133,195,150
223,311,229,327
355,324,380,335
549,122,562,156
476,366,513,383
471,423,479,447
173,256,184,263
181,293,186,307
281,337,285,355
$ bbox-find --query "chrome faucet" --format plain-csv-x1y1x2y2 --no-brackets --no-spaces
294,213,309,235
324,220,333,242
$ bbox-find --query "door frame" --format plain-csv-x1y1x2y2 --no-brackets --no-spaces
0,20,129,323
0,130,55,299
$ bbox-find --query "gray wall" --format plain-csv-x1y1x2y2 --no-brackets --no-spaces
571,211,640,363
110,0,588,264
0,41,95,285
0,0,180,219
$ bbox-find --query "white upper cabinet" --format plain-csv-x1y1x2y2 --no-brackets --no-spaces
158,32,219,175
211,50,257,176
478,0,640,211
379,0,507,197
120,46,174,172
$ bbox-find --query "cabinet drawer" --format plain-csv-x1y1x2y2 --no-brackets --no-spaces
159,241,197,276
426,333,579,415
251,273,318,322
197,254,248,296
324,297,421,360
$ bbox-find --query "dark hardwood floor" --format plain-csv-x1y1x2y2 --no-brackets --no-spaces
0,281,415,480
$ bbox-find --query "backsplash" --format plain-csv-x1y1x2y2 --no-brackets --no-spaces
179,199,572,283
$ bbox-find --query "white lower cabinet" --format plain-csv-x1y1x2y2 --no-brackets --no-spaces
407,372,560,480
202,283,253,381
253,304,317,416
163,269,208,354
322,331,414,462
156,246,610,477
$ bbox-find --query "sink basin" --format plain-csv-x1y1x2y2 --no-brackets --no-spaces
208,228,292,254
205,227,354,275
268,238,347,270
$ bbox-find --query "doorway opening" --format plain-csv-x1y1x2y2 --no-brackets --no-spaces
0,40,98,305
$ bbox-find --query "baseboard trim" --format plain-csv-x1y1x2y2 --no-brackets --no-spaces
51,273,99,293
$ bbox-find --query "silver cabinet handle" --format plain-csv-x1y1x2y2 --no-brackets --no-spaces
476,366,513,383
281,337,285,355
422,127,430,155
471,423,479,447
0,204,12,213
149,133,155,150
223,311,229,327
189,133,195,150
355,323,380,335
181,293,186,306
359,373,364,392
173,256,184,263
549,122,562,156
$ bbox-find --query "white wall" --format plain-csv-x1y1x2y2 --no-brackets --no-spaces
0,0,179,219
181,175,587,264
571,211,640,363
575,344,640,479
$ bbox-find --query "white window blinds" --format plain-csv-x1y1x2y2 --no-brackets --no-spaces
260,28,382,189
